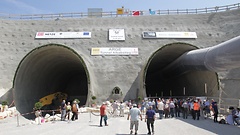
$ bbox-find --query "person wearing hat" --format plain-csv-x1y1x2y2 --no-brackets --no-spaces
127,104,142,135
100,102,108,127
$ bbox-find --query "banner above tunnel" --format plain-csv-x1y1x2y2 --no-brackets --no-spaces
91,47,138,55
35,32,91,39
142,32,197,39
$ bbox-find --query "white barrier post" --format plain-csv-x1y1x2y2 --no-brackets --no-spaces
205,83,207,94
17,113,20,127
52,110,55,123
183,87,185,95
38,116,41,125
239,100,240,107
89,111,92,122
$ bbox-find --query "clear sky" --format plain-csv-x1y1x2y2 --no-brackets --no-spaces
0,0,240,14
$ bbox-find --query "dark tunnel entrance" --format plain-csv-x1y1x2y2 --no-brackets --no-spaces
145,43,219,98
13,44,89,119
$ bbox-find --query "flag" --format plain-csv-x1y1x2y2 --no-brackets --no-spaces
132,11,140,16
37,32,44,36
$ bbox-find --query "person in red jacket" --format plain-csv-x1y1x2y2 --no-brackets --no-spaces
100,102,108,127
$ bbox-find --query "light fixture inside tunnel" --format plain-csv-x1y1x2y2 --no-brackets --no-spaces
13,44,89,119
145,43,219,98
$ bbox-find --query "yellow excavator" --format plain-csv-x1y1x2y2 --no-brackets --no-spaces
39,92,68,107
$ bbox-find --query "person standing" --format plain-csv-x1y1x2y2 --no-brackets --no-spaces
119,101,125,117
211,99,218,123
145,106,156,135
66,102,71,121
190,100,194,119
75,100,79,120
60,99,66,121
100,102,108,127
203,100,210,119
152,99,156,111
71,101,78,121
182,100,189,119
127,104,142,135
140,100,145,115
112,101,119,117
193,100,200,120
169,101,175,118
175,99,181,117
157,99,164,119
235,108,240,125
164,100,170,118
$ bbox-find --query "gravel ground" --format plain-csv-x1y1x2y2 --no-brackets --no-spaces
0,112,239,135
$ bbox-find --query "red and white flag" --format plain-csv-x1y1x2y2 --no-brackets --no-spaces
37,32,44,36
132,11,140,16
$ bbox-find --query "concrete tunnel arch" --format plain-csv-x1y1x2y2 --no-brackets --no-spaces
143,42,219,98
13,44,90,118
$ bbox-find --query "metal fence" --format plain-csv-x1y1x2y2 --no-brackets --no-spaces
209,97,240,115
0,3,239,20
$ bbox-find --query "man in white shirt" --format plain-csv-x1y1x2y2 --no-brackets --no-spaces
157,99,164,119
127,104,143,135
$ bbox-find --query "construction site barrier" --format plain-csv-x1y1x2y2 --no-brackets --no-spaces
15,109,60,126
0,3,239,20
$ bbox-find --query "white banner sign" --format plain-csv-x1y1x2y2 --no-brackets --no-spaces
109,29,125,40
143,32,197,39
156,32,197,38
91,47,138,56
35,32,91,39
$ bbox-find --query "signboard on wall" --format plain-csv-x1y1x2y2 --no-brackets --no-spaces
109,29,125,40
91,47,138,56
88,8,102,17
142,32,197,39
35,32,91,39
156,32,197,38
142,32,157,38
117,8,124,14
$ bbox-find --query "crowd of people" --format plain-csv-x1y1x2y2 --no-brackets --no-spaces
60,99,79,121
97,97,240,134
137,97,216,121
57,97,239,134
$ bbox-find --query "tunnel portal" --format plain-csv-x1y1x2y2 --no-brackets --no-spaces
145,43,219,98
13,44,88,118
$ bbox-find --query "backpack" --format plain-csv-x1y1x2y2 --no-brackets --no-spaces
72,104,78,112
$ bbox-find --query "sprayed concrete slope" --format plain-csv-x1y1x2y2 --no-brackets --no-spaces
0,9,240,116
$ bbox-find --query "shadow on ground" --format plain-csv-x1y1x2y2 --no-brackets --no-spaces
174,116,239,134
116,134,147,135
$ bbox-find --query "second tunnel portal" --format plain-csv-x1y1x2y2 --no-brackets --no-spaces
145,43,219,98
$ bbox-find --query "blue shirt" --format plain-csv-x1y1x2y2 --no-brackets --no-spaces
146,109,155,118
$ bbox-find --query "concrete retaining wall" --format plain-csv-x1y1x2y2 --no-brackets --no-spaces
0,9,240,105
